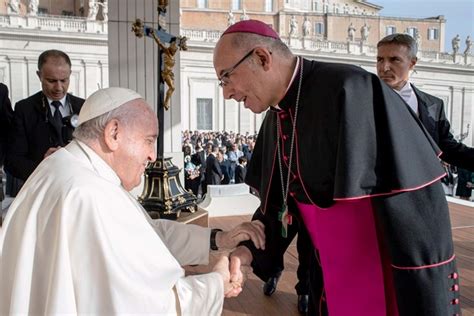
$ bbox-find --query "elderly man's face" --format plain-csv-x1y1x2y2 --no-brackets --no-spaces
376,43,416,90
114,100,158,191
37,56,71,101
213,36,271,114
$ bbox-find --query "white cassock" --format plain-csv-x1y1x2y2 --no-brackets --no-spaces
0,140,224,315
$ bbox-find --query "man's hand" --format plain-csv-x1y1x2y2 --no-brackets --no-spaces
216,220,265,250
43,146,61,159
212,256,243,298
227,246,253,293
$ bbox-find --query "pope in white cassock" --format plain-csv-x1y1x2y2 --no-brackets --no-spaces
0,87,265,315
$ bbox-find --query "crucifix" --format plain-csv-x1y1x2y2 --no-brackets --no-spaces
131,1,196,219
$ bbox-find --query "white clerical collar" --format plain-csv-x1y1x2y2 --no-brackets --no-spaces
286,57,301,94
394,81,418,115
274,57,301,111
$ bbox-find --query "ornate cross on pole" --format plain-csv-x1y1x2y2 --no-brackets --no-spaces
131,1,196,219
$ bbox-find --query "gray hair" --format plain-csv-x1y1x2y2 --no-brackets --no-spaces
377,33,418,59
230,33,293,59
73,101,148,142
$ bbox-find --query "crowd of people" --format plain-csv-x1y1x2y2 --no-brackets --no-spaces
181,130,256,198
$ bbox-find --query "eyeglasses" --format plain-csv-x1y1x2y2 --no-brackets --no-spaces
218,48,255,87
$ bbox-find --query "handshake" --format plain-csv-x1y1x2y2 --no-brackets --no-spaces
210,220,265,298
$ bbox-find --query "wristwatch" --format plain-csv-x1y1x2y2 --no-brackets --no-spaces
210,228,223,250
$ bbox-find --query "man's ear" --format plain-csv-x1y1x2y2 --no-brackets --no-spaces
103,119,120,151
409,57,418,70
254,47,272,71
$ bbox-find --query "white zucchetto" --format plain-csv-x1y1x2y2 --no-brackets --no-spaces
78,87,142,126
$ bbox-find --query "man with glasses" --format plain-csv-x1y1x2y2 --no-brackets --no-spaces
377,33,474,172
214,20,460,315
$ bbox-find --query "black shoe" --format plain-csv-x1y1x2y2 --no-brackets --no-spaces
297,294,309,314
263,275,280,296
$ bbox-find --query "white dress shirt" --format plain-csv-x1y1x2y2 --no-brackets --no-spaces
394,81,419,115
47,95,71,117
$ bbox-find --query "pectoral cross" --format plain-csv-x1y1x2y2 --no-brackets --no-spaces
278,203,293,238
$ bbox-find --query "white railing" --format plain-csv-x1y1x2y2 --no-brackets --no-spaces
0,14,106,34
0,15,10,24
181,29,222,42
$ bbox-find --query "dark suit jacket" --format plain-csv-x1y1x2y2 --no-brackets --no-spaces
414,85,474,171
219,159,231,184
0,83,13,165
234,164,247,184
5,91,84,180
205,153,222,185
191,150,207,182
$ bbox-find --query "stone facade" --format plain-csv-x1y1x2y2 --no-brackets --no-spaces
0,0,107,19
180,0,446,52
0,3,108,105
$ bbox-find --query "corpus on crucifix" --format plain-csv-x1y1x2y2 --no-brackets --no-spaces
131,14,194,219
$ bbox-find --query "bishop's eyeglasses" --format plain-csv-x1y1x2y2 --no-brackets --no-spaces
218,48,255,88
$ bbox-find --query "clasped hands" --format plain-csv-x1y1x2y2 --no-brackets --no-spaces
211,220,265,298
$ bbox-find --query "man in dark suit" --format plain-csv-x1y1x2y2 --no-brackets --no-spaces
377,33,474,171
234,156,247,184
205,145,223,187
191,143,212,196
217,148,231,185
0,83,13,205
0,83,13,165
5,50,85,182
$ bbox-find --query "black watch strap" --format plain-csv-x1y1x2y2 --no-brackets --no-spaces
210,229,223,250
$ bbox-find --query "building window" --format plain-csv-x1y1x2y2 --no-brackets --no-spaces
386,26,396,35
406,27,417,37
38,7,48,15
196,98,213,130
428,28,439,40
232,0,242,10
315,22,324,35
311,1,318,11
197,0,208,9
264,0,273,12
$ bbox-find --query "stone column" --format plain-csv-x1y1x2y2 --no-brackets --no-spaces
467,88,474,146
7,56,28,103
82,59,100,97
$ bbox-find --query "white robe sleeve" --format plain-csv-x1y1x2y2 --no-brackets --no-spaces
176,272,224,316
149,218,211,265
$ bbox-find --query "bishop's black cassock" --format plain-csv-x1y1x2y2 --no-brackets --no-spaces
241,58,460,315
